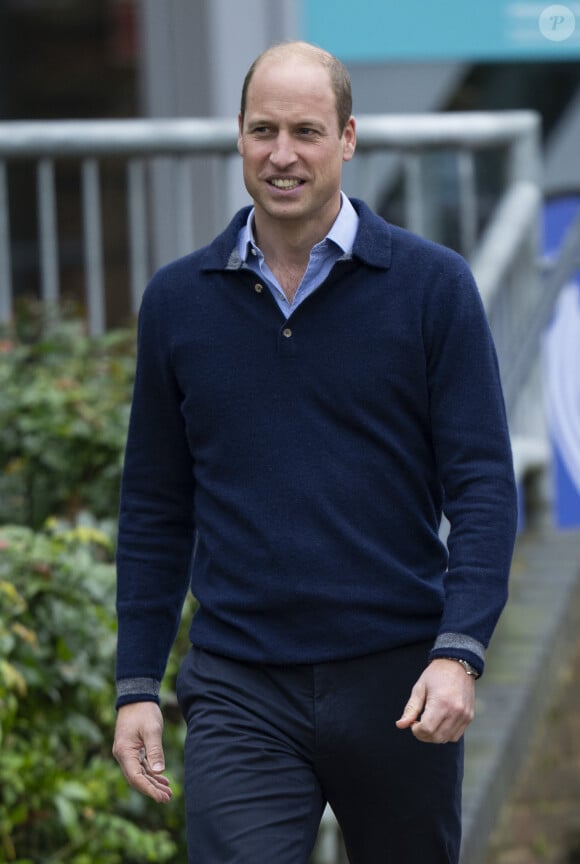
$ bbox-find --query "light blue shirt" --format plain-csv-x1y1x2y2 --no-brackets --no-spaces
237,192,359,318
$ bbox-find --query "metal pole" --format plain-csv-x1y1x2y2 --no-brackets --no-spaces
457,149,478,260
403,153,424,237
81,158,106,336
0,160,13,327
127,158,149,315
37,158,60,320
175,156,195,258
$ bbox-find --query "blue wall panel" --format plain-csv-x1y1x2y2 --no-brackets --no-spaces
303,0,580,61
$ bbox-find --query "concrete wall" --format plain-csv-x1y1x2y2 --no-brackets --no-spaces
137,0,299,265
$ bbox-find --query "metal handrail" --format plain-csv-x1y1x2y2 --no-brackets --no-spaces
0,111,541,329
0,111,539,157
0,110,549,487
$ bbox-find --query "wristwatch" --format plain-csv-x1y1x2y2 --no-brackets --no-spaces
446,658,480,679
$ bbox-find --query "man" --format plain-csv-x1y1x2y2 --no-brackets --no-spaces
113,41,518,863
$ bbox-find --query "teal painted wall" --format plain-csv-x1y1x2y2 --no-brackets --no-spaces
303,0,580,61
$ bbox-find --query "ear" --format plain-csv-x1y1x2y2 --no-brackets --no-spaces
342,117,356,163
237,112,244,156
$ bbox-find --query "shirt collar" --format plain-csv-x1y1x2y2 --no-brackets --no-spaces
238,191,359,263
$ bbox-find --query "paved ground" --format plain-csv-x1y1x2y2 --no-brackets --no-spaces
460,526,580,864
484,578,580,864
315,523,580,864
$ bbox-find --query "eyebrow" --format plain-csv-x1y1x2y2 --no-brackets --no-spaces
246,117,327,130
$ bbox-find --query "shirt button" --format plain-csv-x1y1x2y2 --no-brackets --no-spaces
282,327,292,338
254,283,263,293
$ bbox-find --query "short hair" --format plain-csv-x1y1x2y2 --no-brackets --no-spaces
240,41,353,136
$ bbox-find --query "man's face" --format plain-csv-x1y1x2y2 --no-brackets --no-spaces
237,55,356,237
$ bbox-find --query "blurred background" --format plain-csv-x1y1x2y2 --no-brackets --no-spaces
0,2,579,863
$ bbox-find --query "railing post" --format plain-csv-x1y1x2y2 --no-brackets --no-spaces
37,158,60,322
0,160,13,328
403,152,424,238
457,149,478,260
175,156,195,258
81,158,106,336
127,158,149,316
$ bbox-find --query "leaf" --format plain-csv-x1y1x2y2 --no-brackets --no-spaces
54,794,80,837
11,623,38,646
0,660,27,696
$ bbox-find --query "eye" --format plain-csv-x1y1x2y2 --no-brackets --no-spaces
251,125,273,137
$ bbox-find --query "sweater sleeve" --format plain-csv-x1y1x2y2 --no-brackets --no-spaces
115,276,196,707
424,256,518,676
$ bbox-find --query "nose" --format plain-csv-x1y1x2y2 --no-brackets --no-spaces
269,131,297,168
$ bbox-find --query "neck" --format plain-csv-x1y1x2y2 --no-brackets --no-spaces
254,224,314,271
253,197,341,270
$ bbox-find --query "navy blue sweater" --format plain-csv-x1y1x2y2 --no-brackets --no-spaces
115,199,517,706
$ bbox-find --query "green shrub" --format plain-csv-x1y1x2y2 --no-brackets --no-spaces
0,323,135,529
0,516,193,863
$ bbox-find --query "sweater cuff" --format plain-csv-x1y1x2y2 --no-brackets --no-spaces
116,676,161,709
429,632,485,678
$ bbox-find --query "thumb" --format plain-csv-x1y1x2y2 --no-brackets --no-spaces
143,730,166,773
145,742,165,774
395,682,426,729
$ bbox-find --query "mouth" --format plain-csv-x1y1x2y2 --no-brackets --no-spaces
268,178,304,190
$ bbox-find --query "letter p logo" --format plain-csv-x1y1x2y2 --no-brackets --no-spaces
539,5,576,41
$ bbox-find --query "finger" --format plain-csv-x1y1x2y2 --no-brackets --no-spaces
395,684,426,729
125,751,173,802
395,709,419,729
410,719,452,744
114,741,173,802
139,750,173,788
411,703,473,743
411,723,466,744
141,733,166,774
134,769,173,802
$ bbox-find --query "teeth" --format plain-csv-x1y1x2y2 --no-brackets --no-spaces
271,178,301,189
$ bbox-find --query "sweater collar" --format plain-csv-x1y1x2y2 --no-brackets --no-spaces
201,197,392,272
237,192,359,264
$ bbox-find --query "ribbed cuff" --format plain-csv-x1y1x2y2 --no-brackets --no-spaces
115,676,161,709
429,632,485,677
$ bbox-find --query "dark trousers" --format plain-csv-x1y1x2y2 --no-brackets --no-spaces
176,642,463,863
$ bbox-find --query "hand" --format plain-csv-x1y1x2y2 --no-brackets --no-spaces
395,659,475,743
112,702,173,803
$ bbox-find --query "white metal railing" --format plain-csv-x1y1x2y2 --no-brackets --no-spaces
0,111,554,483
0,118,238,333
0,112,539,329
